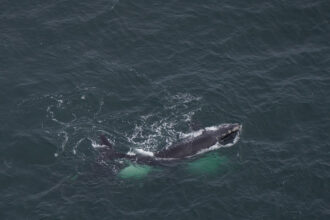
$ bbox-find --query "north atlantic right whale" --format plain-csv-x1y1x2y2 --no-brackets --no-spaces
99,123,242,165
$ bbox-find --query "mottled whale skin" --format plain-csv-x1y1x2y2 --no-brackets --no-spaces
99,123,242,164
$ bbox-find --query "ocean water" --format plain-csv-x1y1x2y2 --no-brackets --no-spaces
1,0,330,219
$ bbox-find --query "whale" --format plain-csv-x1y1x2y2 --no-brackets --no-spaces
98,123,242,165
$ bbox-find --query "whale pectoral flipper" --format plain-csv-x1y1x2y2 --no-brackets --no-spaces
99,135,135,160
99,135,118,159
100,135,113,149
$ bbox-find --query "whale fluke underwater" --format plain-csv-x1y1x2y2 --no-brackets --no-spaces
98,123,242,165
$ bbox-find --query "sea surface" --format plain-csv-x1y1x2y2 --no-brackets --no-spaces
1,0,330,219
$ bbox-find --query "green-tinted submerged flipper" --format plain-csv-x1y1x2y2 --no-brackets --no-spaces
118,164,152,179
187,153,229,175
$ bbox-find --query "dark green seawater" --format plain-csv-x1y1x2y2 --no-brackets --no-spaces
1,0,330,219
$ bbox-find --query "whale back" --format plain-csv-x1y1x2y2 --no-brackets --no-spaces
155,131,217,159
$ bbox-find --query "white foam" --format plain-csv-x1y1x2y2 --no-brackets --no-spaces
59,131,68,151
195,143,223,156
126,150,136,156
172,93,202,104
124,93,202,154
46,106,68,126
127,118,177,152
72,138,85,155
91,139,107,149
134,148,154,157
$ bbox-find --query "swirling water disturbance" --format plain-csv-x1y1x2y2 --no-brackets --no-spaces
1,0,329,219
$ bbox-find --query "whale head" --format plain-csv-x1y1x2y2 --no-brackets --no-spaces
214,123,242,146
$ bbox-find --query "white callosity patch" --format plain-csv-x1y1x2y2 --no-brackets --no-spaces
196,127,242,156
179,124,235,139
179,129,203,139
176,124,242,158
